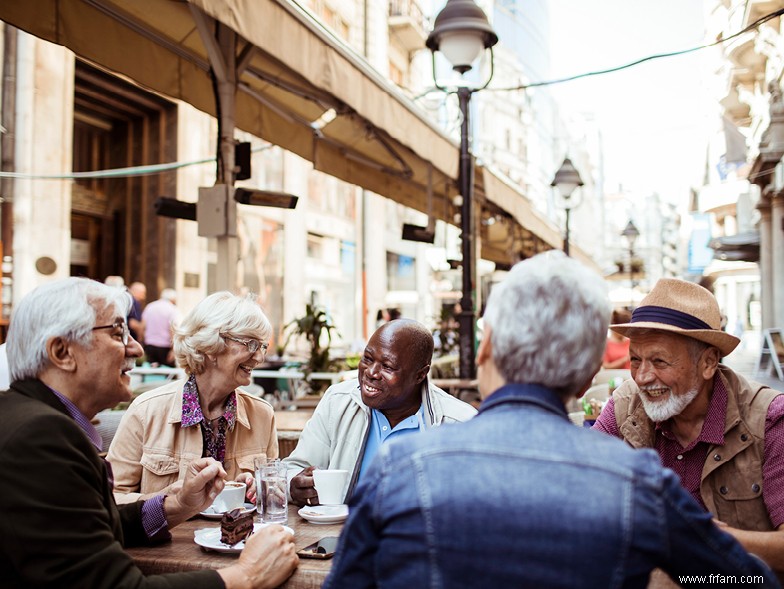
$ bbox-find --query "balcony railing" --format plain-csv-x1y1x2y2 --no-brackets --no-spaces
388,0,429,51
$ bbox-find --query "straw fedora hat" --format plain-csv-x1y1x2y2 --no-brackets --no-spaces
610,278,740,356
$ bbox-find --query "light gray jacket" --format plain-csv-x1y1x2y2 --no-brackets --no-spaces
283,377,477,501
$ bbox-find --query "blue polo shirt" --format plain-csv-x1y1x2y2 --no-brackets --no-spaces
359,405,426,480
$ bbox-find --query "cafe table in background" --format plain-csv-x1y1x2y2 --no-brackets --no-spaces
127,503,343,588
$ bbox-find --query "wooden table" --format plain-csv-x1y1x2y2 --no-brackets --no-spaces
127,504,343,588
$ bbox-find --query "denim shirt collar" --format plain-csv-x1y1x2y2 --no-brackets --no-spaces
478,383,568,420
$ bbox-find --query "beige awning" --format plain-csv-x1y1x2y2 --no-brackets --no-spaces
0,0,595,269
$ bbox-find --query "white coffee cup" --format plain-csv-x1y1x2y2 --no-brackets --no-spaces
211,480,247,513
313,469,349,505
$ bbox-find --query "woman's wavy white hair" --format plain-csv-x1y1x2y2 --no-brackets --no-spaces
173,291,272,375
482,251,611,398
7,277,131,382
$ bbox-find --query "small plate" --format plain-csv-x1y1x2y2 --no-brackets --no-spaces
194,522,294,553
298,504,349,525
199,502,256,520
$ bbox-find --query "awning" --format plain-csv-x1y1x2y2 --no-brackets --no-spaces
0,0,594,269
708,231,760,263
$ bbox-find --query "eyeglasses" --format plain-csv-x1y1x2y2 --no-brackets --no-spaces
92,321,130,346
221,334,268,354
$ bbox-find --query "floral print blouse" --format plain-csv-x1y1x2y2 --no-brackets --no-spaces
181,373,237,464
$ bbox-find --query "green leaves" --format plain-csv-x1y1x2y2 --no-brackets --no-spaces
285,304,341,384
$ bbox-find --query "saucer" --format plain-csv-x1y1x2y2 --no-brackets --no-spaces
298,504,349,524
199,502,256,520
194,522,294,553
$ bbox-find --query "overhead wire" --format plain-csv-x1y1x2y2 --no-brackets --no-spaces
491,7,784,92
0,144,274,181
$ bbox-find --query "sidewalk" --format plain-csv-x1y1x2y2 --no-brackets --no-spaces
721,330,784,390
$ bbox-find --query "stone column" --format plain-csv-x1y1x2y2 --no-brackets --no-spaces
771,190,784,327
757,192,774,330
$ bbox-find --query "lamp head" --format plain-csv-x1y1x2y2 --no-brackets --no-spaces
426,0,498,74
550,157,584,200
621,220,640,247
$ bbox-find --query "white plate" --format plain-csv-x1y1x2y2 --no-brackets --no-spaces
297,504,349,524
194,522,294,553
199,503,256,520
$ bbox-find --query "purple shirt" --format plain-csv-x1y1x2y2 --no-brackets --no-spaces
50,388,170,540
593,378,784,527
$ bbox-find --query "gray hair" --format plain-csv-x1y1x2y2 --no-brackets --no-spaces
7,277,131,381
173,291,272,375
482,251,610,398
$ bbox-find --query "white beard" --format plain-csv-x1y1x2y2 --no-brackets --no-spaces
640,387,700,423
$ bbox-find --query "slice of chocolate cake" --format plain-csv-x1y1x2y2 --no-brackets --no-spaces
220,507,255,546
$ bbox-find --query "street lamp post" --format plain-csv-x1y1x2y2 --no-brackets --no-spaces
426,0,498,381
550,158,584,257
621,220,640,308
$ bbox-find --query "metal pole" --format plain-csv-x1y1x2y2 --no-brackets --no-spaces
457,86,475,380
629,243,634,308
563,207,571,257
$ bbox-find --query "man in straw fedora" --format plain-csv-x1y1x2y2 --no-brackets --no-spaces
594,277,784,578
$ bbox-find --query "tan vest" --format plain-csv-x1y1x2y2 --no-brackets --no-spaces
612,365,780,532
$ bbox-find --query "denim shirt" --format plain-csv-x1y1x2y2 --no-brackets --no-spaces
324,383,777,589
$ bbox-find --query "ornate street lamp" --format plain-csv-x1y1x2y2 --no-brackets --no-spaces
621,220,640,308
426,0,498,381
550,157,584,257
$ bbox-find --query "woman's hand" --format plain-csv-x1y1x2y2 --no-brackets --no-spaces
237,471,257,504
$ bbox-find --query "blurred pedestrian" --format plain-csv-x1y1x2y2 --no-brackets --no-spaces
602,308,631,369
127,281,147,344
141,288,179,367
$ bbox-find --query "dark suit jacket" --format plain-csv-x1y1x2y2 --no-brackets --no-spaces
0,379,222,588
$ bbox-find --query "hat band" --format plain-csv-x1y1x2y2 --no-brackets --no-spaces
631,305,712,331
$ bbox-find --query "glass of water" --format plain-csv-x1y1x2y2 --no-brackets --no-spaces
254,457,288,525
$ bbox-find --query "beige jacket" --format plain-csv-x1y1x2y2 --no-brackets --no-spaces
612,365,781,531
107,378,278,503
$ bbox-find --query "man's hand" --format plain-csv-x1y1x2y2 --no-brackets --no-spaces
219,525,298,589
713,519,784,574
164,457,227,528
289,466,319,507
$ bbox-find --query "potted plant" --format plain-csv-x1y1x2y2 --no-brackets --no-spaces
284,304,340,394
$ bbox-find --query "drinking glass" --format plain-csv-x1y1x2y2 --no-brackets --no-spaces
254,457,288,525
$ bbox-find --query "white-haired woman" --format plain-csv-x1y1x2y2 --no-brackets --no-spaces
108,291,278,504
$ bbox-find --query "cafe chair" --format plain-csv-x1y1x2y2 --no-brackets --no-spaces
583,383,610,404
92,409,127,453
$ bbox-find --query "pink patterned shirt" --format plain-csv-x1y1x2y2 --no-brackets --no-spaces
593,377,784,528
180,374,237,464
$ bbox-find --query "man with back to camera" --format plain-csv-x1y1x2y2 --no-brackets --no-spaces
0,277,297,589
594,277,784,579
284,318,476,506
323,251,777,588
